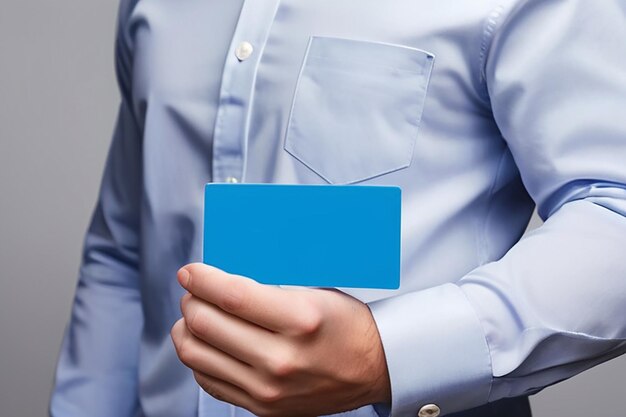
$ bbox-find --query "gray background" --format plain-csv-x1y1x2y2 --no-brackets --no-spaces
0,1,624,416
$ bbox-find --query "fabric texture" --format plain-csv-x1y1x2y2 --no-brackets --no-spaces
51,0,626,416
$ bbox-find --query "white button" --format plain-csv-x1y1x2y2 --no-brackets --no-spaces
235,41,254,61
417,404,440,417
225,176,239,183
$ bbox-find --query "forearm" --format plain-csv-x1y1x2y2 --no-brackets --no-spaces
369,195,626,417
51,266,143,416
51,199,144,416
461,197,626,401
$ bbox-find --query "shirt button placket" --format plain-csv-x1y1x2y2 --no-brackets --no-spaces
210,0,281,186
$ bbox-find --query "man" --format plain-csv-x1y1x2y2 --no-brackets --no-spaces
51,1,626,416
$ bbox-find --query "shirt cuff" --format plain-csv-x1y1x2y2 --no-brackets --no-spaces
367,283,493,417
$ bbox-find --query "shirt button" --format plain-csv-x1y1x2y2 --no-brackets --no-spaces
417,404,440,417
235,41,254,61
225,176,239,184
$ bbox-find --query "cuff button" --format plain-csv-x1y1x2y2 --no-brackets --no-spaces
418,404,441,417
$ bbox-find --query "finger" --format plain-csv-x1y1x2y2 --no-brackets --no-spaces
178,263,321,334
181,294,284,368
170,318,264,394
194,371,321,417
193,371,272,416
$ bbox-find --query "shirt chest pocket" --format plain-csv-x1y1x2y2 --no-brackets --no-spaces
284,36,434,184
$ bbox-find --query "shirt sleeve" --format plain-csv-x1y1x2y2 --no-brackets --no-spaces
50,2,144,416
368,1,626,416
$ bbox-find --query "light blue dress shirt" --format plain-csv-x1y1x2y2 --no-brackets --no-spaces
51,0,626,416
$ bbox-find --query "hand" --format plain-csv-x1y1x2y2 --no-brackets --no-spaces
171,263,391,417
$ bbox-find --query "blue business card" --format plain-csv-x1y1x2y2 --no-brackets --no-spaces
203,183,401,289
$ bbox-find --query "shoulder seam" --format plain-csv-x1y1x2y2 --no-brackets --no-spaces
477,1,524,101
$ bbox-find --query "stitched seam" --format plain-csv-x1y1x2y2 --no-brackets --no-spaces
477,5,505,102
306,54,431,74
240,1,282,182
477,1,526,102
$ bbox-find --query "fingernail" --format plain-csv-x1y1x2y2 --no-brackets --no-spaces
178,268,190,288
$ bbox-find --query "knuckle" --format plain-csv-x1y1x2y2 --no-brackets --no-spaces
186,304,205,336
170,319,185,348
171,317,184,336
267,354,296,378
178,344,193,366
176,335,195,366
252,383,283,404
299,310,322,335
179,292,193,314
296,300,323,335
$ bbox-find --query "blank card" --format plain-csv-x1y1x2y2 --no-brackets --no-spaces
203,183,401,289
